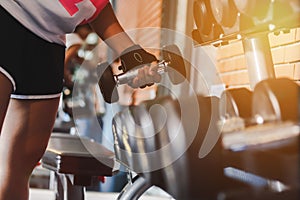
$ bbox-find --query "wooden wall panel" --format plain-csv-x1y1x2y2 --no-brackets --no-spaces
115,0,163,50
274,64,295,79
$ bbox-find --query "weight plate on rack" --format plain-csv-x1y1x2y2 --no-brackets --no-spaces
193,0,214,35
210,0,238,28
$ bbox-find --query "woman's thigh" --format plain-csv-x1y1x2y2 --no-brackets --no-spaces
0,97,60,175
0,73,12,131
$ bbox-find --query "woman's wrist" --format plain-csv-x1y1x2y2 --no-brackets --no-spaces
119,44,157,72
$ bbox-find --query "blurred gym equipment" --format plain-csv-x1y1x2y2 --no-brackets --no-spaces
112,96,256,199
221,78,299,198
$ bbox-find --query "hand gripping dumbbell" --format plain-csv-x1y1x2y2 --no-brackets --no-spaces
97,44,186,103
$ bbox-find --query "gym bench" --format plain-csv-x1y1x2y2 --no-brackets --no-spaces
41,132,116,200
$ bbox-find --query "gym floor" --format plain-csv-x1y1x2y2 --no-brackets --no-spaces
30,166,173,200
29,188,173,200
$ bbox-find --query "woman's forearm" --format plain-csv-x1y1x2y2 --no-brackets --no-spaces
89,3,135,55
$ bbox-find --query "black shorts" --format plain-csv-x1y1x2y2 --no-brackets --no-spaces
0,6,65,99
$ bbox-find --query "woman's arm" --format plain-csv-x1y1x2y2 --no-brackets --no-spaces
89,3,161,88
89,3,135,55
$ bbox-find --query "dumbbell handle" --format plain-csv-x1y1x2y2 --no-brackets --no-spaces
115,60,170,85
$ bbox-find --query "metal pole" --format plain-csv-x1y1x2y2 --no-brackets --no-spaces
242,33,275,89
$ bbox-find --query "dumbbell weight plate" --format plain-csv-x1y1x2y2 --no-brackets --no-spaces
219,88,253,120
162,44,186,85
210,0,238,28
219,88,253,132
194,0,224,42
252,78,299,123
193,0,214,35
97,62,119,103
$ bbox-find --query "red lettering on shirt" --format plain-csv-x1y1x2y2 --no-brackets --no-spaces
59,0,84,16
59,0,108,22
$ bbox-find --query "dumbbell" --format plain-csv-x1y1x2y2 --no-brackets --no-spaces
252,78,299,124
98,44,186,103
193,0,223,43
218,88,253,133
210,0,238,28
194,0,214,36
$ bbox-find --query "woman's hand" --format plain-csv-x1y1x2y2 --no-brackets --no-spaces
128,62,161,88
